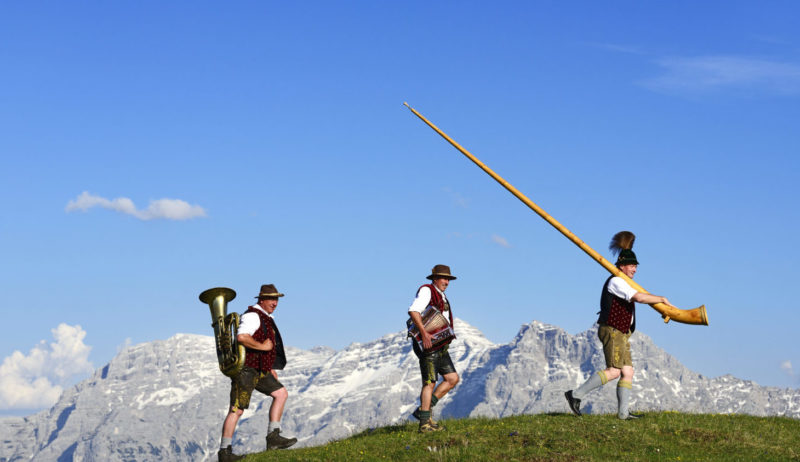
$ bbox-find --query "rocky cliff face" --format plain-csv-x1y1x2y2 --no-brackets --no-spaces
2,320,798,461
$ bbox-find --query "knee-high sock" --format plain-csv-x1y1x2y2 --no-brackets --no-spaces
573,371,608,400
220,436,233,449
617,380,632,418
268,421,281,434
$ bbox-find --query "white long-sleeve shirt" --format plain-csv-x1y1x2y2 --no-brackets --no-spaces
238,305,273,336
408,285,450,323
607,276,638,302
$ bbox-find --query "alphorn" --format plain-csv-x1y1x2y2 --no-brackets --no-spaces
403,102,708,326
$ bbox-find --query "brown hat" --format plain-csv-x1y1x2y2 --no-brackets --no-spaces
426,264,457,281
255,284,284,298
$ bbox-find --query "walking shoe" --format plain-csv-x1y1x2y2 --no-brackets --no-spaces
620,412,644,420
418,419,444,433
565,390,582,416
217,445,244,462
266,429,297,450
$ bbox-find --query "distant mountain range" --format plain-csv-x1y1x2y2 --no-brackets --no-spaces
2,319,798,461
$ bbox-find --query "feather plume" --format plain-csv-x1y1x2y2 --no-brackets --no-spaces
609,231,635,256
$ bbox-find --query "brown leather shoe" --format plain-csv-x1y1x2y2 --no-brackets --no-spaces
418,419,444,433
266,429,297,450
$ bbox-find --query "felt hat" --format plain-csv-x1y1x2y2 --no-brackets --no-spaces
255,284,285,298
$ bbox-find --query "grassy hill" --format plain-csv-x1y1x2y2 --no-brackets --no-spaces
243,412,799,461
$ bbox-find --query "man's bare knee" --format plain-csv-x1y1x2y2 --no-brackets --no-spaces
621,366,634,381
447,374,460,386
605,368,621,381
271,387,288,400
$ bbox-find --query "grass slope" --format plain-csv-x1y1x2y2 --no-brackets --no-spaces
243,413,799,461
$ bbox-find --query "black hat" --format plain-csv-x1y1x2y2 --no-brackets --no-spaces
609,231,639,266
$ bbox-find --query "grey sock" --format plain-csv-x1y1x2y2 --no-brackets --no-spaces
220,437,232,449
268,421,280,434
573,371,605,399
617,381,632,418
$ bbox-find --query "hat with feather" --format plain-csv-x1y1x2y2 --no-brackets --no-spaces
609,231,639,266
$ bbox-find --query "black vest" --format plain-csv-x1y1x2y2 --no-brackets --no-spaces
597,276,636,334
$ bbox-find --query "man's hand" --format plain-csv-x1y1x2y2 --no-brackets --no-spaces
237,333,274,352
420,330,433,350
409,311,433,349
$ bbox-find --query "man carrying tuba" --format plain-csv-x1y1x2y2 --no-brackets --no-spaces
407,264,460,433
565,231,677,420
218,284,296,462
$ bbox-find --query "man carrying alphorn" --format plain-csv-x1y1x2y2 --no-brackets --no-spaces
565,231,677,420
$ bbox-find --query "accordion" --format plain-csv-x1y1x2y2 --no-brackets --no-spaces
407,305,456,353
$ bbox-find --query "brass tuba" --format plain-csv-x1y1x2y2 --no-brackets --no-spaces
199,287,246,377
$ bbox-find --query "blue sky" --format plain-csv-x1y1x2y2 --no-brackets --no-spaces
2,1,799,415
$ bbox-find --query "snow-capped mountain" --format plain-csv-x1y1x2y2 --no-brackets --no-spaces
2,320,798,461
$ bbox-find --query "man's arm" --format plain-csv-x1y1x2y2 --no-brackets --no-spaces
237,333,273,351
409,311,433,349
632,292,674,307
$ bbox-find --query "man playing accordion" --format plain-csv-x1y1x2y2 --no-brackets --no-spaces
407,264,460,433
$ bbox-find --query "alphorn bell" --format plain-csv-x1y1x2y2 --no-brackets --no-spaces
403,102,708,326
199,287,246,376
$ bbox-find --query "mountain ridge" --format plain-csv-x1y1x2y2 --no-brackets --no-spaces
1,319,798,461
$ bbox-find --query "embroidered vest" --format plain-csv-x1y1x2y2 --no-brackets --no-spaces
597,276,636,334
242,307,281,372
420,283,453,329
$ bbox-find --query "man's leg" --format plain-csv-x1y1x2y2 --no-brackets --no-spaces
617,365,635,419
433,372,459,400
419,382,435,411
222,408,243,440
263,383,296,450
269,387,288,423
219,408,245,461
565,368,618,416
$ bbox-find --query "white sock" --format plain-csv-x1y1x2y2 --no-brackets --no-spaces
268,421,281,434
220,436,232,449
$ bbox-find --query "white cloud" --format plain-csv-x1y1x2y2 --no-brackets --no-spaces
65,191,207,221
642,56,800,95
780,360,794,377
442,187,468,209
0,324,93,410
491,234,511,248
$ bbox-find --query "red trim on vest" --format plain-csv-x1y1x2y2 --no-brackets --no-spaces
243,307,276,372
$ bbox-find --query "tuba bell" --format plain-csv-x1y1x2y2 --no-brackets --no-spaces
199,287,246,377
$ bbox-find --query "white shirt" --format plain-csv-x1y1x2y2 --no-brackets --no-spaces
408,285,450,320
239,305,272,336
607,276,638,302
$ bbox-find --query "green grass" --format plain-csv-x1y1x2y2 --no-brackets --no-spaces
243,412,800,461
